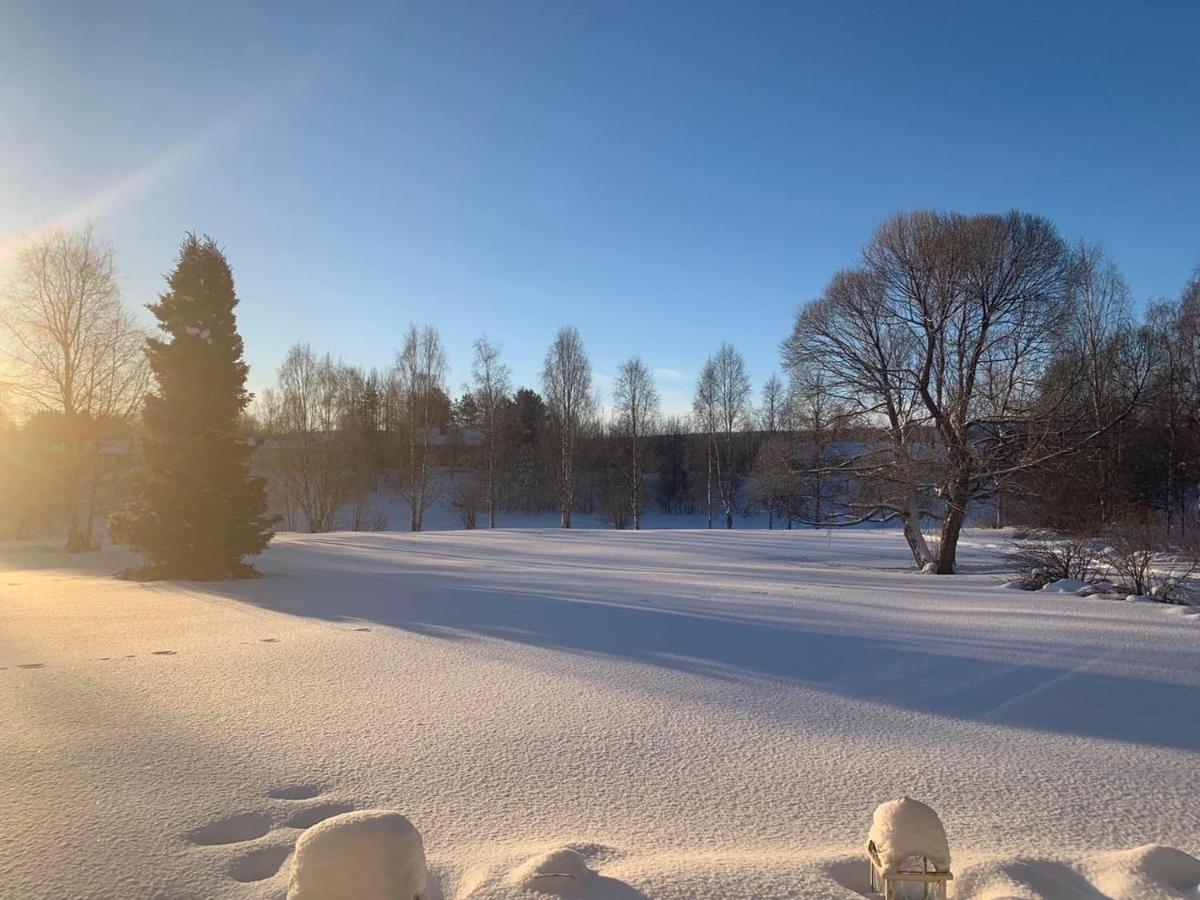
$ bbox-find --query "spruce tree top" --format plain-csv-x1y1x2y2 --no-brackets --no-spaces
144,235,251,434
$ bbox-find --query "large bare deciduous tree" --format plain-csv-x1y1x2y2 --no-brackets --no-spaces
0,226,147,550
784,210,1138,573
541,326,593,528
612,356,660,529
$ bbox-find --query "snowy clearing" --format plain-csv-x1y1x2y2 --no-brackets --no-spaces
1,528,1197,899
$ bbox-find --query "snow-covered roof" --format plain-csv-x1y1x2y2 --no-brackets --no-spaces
867,796,951,875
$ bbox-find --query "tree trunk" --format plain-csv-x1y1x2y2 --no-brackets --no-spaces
63,440,86,552
706,448,713,529
83,454,100,548
561,431,573,528
900,484,935,570
935,501,967,574
630,433,641,530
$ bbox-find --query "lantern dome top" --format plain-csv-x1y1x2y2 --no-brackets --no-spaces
867,796,951,875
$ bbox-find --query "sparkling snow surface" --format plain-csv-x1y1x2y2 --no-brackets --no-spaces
1,529,1197,899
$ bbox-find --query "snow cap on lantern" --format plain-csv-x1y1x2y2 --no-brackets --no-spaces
866,797,952,899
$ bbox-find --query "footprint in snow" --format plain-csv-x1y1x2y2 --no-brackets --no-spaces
285,802,356,829
267,784,323,801
187,811,273,846
229,843,292,883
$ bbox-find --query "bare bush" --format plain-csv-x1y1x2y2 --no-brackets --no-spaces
452,479,480,529
1007,530,1102,590
1101,525,1200,603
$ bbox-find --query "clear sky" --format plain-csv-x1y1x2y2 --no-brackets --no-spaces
2,0,1198,415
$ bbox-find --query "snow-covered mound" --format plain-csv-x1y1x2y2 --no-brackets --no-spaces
1086,844,1200,898
952,844,1200,900
287,810,427,900
867,796,951,875
508,846,596,892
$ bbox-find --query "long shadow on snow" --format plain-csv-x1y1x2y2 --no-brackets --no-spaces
210,565,1199,753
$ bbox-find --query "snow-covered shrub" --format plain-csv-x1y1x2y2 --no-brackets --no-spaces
287,809,427,900
1006,530,1102,590
1101,525,1200,605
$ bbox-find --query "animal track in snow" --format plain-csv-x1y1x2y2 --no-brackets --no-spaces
285,802,356,829
267,784,323,801
187,812,273,846
229,844,292,882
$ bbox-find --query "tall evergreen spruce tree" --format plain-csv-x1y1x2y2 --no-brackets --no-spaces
111,235,274,578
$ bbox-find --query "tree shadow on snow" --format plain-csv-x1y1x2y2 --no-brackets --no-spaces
202,553,1200,753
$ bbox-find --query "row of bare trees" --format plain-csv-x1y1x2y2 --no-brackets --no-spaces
258,326,450,533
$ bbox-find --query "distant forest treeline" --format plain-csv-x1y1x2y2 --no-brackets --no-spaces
2,211,1198,573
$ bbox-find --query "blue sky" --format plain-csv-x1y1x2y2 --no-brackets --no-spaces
2,1,1198,415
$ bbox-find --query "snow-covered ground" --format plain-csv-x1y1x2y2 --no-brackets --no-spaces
1,529,1197,899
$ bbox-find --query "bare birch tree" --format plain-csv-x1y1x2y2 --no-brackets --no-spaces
710,343,750,529
395,325,448,532
692,360,719,528
759,372,786,434
266,344,350,532
471,335,511,528
612,356,660,529
541,326,593,528
0,225,147,549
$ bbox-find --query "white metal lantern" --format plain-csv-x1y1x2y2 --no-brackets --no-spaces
866,797,953,900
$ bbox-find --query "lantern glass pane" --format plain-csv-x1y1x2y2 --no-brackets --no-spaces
893,879,946,900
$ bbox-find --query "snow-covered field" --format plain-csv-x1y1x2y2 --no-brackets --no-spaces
1,529,1197,899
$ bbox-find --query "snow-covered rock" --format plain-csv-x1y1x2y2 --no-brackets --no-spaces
287,810,427,900
509,846,596,892
866,797,951,876
1039,578,1090,594
1076,580,1121,597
